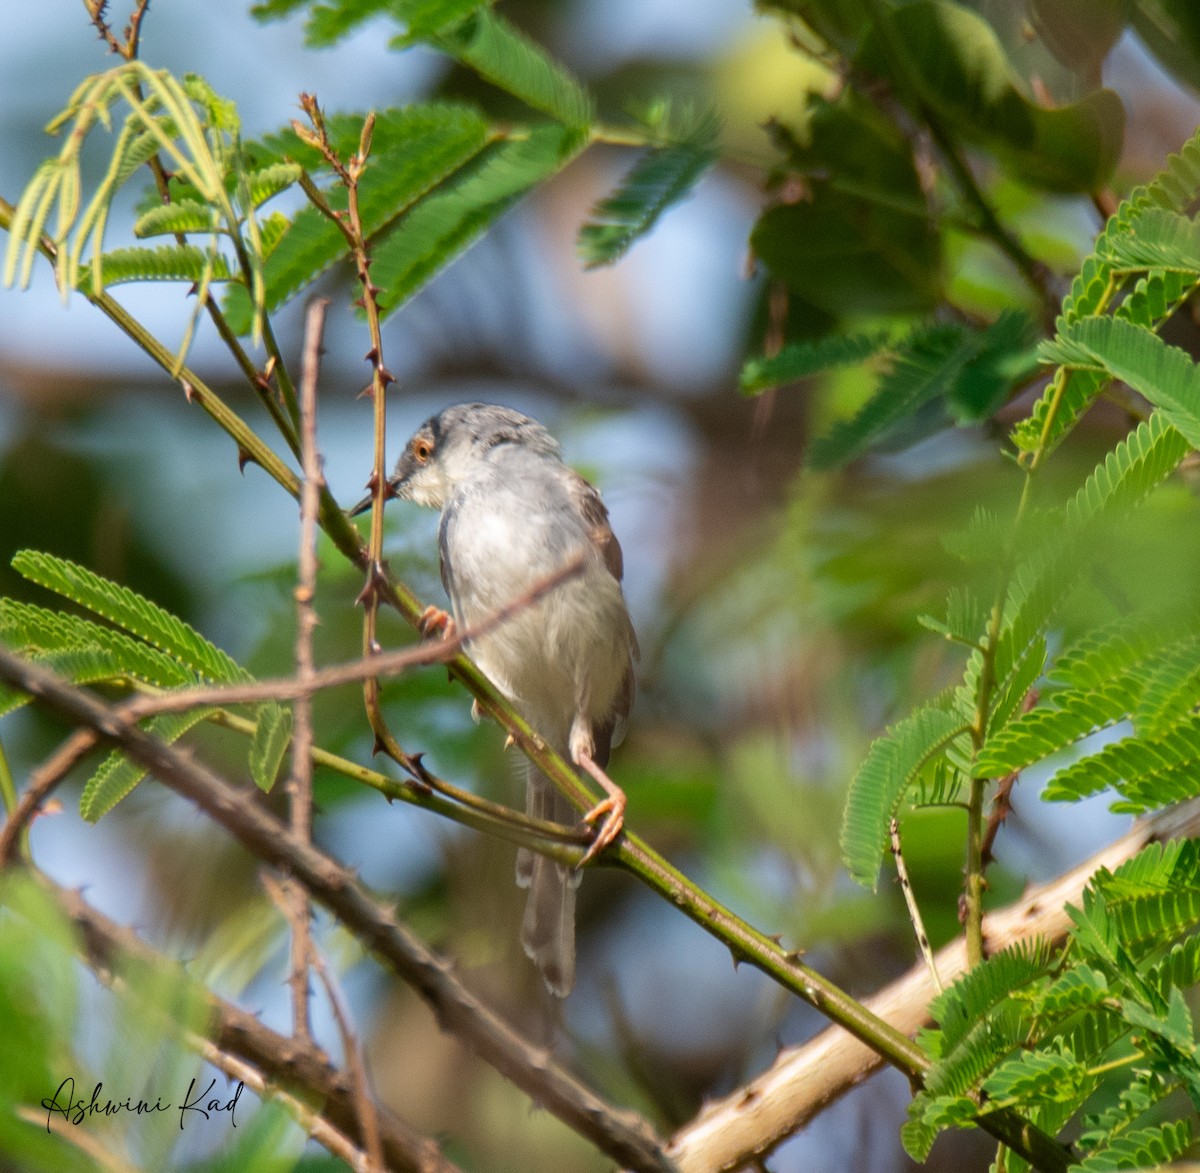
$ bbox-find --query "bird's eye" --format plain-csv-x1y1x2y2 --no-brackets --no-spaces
412,438,433,464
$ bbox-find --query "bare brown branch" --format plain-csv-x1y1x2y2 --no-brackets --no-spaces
31,869,457,1173
0,648,676,1173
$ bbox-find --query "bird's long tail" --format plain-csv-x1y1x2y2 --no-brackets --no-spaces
516,766,580,997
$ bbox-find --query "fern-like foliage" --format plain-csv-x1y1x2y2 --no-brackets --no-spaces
437,9,593,127
371,123,586,315
840,704,966,889
1040,316,1200,449
907,839,1200,1164
224,104,490,333
74,244,235,293
578,110,719,268
804,312,1036,470
2,551,290,813
740,330,892,395
1013,127,1200,457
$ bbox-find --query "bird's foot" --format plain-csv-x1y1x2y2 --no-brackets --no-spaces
418,605,456,640
574,751,626,866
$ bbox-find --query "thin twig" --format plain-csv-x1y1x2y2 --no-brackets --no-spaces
890,816,941,994
32,870,459,1173
285,295,329,1042
0,650,678,1173
0,725,99,865
311,942,386,1173
291,99,404,771
121,553,587,719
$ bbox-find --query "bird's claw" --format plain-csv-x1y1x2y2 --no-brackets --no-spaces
579,794,625,866
419,605,456,640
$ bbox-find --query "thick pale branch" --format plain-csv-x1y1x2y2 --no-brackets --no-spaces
666,799,1200,1173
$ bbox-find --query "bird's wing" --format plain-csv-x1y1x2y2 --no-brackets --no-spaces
566,470,639,763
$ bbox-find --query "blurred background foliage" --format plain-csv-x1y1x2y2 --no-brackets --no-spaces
2,0,1200,1170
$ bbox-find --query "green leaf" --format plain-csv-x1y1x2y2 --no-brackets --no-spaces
859,0,1124,192
80,709,212,821
437,9,592,126
578,113,719,268
1076,1120,1192,1171
250,703,292,793
982,1049,1089,1104
807,325,969,469
1033,966,1109,1018
1135,633,1200,739
74,244,235,293
0,599,196,689
1030,0,1128,77
1014,128,1200,455
224,103,491,332
1064,411,1191,528
12,550,248,685
1130,0,1200,97
134,200,219,238
974,674,1143,777
840,704,965,889
1043,716,1200,808
244,162,302,208
740,330,891,395
372,123,585,314
752,94,940,315
1099,207,1200,273
1040,317,1200,449
930,940,1055,1051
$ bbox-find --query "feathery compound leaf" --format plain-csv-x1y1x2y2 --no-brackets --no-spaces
1064,411,1190,528
12,550,247,685
372,123,585,314
1014,127,1200,456
1076,1120,1192,1171
982,1049,1089,1104
244,162,302,208
73,244,234,293
841,704,965,889
224,104,490,332
133,200,218,238
740,330,891,395
974,673,1144,778
80,710,212,821
0,599,196,689
1043,716,1200,808
929,939,1055,1052
1100,206,1200,274
578,113,719,268
807,324,972,470
437,10,592,126
1041,316,1200,449
1134,633,1200,740
250,703,292,793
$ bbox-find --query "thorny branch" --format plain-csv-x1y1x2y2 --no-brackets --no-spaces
0,647,678,1173
284,295,330,1042
24,868,461,1173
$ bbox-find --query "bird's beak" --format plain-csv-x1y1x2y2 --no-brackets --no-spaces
348,478,398,518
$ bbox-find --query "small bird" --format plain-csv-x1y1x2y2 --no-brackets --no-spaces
354,403,638,995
